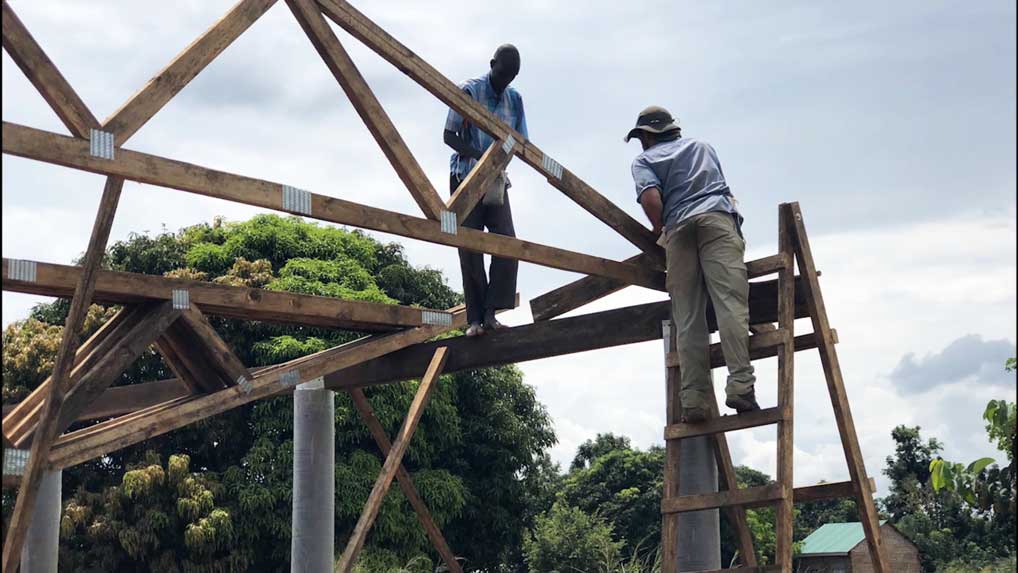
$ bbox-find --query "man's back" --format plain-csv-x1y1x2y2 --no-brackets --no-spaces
631,137,737,230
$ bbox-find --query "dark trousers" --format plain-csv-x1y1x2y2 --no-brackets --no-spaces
450,173,519,324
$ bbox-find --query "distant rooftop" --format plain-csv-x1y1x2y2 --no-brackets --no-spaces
800,521,888,555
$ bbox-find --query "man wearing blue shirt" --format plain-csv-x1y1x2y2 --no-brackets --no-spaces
626,106,758,422
444,44,528,337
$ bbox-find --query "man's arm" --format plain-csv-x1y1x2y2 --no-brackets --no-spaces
639,187,665,236
443,129,483,160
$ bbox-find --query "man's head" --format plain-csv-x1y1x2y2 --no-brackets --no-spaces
489,44,521,93
625,106,681,150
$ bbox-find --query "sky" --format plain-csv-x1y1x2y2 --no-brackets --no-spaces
2,0,1016,495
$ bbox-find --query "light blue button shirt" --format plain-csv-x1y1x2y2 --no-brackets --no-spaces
445,73,528,178
631,137,741,230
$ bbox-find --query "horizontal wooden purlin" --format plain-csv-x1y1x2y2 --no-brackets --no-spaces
529,252,789,322
45,305,470,470
1,257,444,331
316,0,665,262
661,483,786,514
793,478,876,504
664,407,787,441
327,278,814,390
2,122,665,290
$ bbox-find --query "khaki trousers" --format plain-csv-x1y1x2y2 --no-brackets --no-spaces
663,211,756,410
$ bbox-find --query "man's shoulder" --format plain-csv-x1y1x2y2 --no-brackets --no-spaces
505,85,523,101
459,76,487,94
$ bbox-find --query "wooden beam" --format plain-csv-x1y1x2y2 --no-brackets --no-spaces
793,478,877,504
665,407,787,441
178,304,254,389
2,306,138,447
46,305,469,470
54,303,181,433
77,379,191,422
775,205,797,572
347,389,463,573
102,0,278,142
661,483,786,515
446,138,515,223
4,306,149,448
336,347,449,572
2,176,124,572
1,0,99,137
2,122,666,290
530,252,789,322
286,0,445,220
1,257,447,331
327,278,813,389
786,202,889,573
315,0,665,261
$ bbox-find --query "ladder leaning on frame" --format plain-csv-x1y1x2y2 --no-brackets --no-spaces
659,203,890,573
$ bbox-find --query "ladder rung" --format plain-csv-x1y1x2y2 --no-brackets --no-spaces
666,328,792,367
661,483,786,514
746,253,791,278
665,407,787,440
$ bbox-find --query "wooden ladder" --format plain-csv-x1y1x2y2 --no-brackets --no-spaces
659,203,890,573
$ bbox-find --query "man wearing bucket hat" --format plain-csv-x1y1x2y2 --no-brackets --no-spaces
626,106,758,423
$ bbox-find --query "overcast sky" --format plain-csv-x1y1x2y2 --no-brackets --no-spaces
3,0,1016,494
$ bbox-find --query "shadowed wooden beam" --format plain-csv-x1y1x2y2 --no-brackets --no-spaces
2,306,142,448
286,0,445,220
46,304,471,470
347,388,463,573
327,277,811,389
530,252,789,322
2,122,665,290
1,257,449,331
53,303,181,434
1,0,99,137
316,0,664,262
446,138,515,223
178,304,254,390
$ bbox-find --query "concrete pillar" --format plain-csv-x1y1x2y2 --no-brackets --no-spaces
20,469,62,573
677,436,721,572
291,379,335,573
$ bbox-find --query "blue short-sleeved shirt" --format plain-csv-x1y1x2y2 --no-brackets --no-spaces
445,73,528,178
631,137,741,230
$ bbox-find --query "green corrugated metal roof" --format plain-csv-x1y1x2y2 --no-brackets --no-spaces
800,522,887,555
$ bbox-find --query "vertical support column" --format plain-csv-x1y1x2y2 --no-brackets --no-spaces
20,470,61,573
291,379,335,573
662,321,721,573
774,206,797,571
661,321,680,573
678,335,721,572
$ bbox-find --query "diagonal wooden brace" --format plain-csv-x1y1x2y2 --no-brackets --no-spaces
446,137,516,223
286,0,446,220
336,347,450,573
347,388,463,573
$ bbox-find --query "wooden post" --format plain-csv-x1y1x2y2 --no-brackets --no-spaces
335,348,450,572
785,202,889,573
774,206,796,572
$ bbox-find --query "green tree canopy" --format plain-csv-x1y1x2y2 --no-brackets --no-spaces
2,214,555,572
